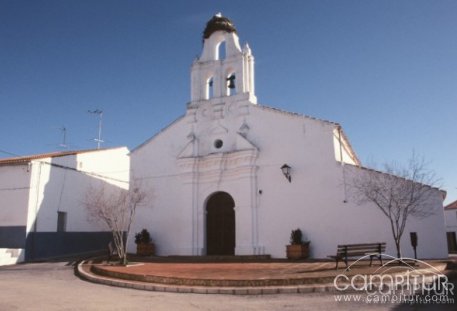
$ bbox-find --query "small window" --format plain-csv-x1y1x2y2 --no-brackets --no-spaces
214,139,223,149
57,211,67,232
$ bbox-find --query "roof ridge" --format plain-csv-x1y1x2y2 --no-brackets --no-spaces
0,147,126,165
256,104,340,126
345,163,444,193
130,115,185,153
255,104,360,164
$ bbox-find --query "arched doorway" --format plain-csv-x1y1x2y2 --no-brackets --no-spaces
206,192,235,255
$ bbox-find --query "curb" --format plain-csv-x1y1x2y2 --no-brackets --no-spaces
77,260,452,296
76,261,336,295
90,264,337,287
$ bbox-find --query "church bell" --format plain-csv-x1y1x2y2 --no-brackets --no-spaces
227,75,235,89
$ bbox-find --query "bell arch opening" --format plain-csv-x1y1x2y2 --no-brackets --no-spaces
216,40,226,60
226,73,236,96
206,77,214,99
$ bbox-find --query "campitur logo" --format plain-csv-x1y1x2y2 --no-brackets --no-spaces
333,254,455,305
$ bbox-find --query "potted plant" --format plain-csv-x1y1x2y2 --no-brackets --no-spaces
286,228,310,259
134,229,155,256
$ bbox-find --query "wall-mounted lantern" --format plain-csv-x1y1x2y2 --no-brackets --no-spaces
281,164,292,182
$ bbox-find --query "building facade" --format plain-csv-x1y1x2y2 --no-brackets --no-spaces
130,15,448,259
0,147,129,265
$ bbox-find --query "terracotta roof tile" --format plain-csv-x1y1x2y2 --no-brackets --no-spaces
0,148,120,166
445,200,457,210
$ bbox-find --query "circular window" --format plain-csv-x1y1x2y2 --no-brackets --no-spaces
214,139,223,149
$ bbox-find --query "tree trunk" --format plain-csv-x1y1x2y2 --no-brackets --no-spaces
395,239,402,258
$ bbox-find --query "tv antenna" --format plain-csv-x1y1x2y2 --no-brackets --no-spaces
88,109,104,149
58,126,68,149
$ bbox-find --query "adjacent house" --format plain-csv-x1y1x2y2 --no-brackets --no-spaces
0,147,129,265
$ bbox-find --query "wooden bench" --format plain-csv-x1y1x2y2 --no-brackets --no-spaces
328,242,386,270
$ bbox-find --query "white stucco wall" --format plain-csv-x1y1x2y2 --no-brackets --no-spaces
0,165,30,227
130,117,191,255
341,165,447,259
0,164,30,264
27,147,130,233
333,128,358,165
130,101,448,259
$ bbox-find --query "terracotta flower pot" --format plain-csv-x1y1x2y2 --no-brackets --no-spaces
286,242,310,259
136,243,155,256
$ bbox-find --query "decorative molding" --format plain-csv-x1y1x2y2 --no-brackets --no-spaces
186,94,254,124
177,149,258,184
238,120,250,137
208,124,228,135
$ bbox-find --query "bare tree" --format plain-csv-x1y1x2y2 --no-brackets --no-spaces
84,181,147,265
349,154,441,258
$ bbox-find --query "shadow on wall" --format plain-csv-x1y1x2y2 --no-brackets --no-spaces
25,156,120,261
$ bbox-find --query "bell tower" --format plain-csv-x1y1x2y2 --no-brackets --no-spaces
179,14,261,256
190,13,256,105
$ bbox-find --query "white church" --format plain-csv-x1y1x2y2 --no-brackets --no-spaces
129,14,448,259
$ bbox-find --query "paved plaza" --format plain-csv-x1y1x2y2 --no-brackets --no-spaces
0,260,456,310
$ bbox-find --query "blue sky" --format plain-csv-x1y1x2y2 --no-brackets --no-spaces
1,0,456,203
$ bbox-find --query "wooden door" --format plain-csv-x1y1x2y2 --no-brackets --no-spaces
206,192,235,255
